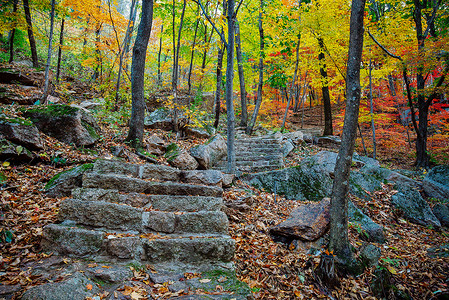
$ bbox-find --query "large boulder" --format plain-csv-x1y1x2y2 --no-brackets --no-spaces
433,203,449,227
0,136,35,162
144,108,188,131
22,104,101,147
423,165,449,201
165,143,198,170
45,163,94,198
269,198,330,243
391,185,441,227
348,201,385,243
0,114,43,150
146,134,166,156
190,134,227,169
244,163,333,202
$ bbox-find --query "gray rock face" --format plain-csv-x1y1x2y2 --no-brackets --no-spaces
181,170,224,187
41,224,105,256
146,134,167,156
348,202,385,243
391,185,441,227
22,104,101,147
433,203,449,227
314,136,341,148
269,198,330,242
169,149,199,170
244,164,332,201
423,165,449,201
0,115,43,150
144,108,189,131
45,164,94,198
85,265,132,283
190,134,227,169
281,139,295,157
360,243,381,267
283,131,304,144
0,137,35,162
143,211,176,233
20,273,99,300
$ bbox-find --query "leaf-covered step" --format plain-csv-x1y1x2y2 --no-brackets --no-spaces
59,199,229,234
82,173,223,197
72,188,224,211
42,224,235,263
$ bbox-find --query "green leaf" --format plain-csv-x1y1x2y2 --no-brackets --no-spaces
16,145,23,155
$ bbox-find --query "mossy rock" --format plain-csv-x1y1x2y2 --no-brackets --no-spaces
0,114,34,126
0,138,35,162
21,105,79,119
45,163,94,198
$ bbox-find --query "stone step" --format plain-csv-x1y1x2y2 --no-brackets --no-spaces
59,199,229,234
214,158,284,168
42,224,235,264
235,138,280,145
94,159,182,181
234,145,282,152
82,173,223,197
72,188,224,211
218,154,284,163
214,164,283,173
233,149,282,156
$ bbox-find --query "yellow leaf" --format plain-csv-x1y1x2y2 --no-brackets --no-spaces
387,265,397,274
2,161,10,167
86,284,93,290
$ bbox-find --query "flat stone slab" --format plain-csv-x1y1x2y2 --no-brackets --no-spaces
82,173,223,197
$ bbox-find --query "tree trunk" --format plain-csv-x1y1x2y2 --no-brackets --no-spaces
213,44,224,128
246,0,264,135
9,0,19,63
93,25,102,80
23,0,38,68
157,24,163,85
126,0,154,149
329,0,366,270
188,6,200,93
318,37,333,136
114,0,137,111
235,21,248,128
172,0,187,133
42,0,56,103
225,0,236,174
56,18,65,83
369,58,377,159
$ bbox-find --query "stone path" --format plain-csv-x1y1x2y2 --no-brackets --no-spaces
32,159,251,299
214,134,285,173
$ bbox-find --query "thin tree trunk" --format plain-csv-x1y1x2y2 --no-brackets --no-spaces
388,74,396,96
318,37,333,136
56,18,65,83
42,0,56,103
93,25,102,80
281,87,291,131
329,0,366,270
246,0,264,135
188,6,200,93
9,0,19,63
23,0,38,67
213,44,224,128
126,0,154,149
235,20,247,127
157,24,163,85
369,58,376,159
172,0,187,133
358,123,368,156
114,0,137,111
225,0,236,174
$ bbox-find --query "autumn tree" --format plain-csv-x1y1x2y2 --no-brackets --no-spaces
126,0,154,149
329,0,366,270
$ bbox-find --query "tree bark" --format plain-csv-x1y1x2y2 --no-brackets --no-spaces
225,0,236,174
115,0,137,111
369,58,377,159
126,0,154,149
42,0,56,103
246,0,264,135
9,0,19,63
318,37,333,136
188,6,200,92
23,0,38,67
56,18,65,83
157,24,163,85
235,21,247,128
329,0,366,270
213,44,224,128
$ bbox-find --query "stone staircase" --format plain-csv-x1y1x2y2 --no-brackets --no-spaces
42,159,235,270
213,134,285,173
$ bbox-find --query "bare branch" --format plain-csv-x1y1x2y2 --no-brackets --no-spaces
193,0,227,47
234,0,244,18
367,29,402,61
423,0,442,38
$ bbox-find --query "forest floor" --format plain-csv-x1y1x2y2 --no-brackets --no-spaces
0,73,448,298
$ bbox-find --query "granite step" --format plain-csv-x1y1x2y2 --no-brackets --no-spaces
82,173,223,197
58,199,229,234
72,188,224,211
